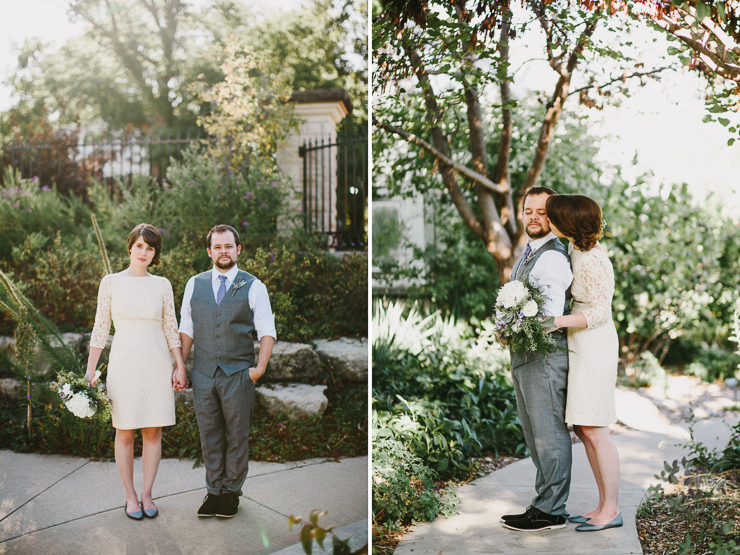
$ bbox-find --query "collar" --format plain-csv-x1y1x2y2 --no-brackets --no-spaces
212,264,239,283
528,232,558,252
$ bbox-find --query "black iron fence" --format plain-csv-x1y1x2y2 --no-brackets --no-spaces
0,130,206,197
300,127,367,250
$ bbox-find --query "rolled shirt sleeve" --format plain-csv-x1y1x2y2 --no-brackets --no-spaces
178,276,196,339
528,250,574,317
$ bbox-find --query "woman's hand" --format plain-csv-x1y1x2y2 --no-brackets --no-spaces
542,316,560,334
85,368,98,387
172,364,188,391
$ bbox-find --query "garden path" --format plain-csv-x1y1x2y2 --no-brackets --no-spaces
393,377,740,555
0,454,368,555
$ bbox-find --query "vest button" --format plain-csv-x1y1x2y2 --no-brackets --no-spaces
215,336,220,339
216,347,220,351
216,312,220,316
215,324,220,328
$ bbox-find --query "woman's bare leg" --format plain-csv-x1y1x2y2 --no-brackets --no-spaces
141,427,162,510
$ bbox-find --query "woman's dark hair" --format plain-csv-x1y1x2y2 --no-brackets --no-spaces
127,223,162,266
546,194,603,251
206,224,241,248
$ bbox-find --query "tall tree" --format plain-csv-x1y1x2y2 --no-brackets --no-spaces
373,0,671,281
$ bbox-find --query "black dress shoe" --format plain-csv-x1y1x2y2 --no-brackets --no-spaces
216,492,239,518
197,493,221,517
124,500,143,520
500,505,535,523
502,508,566,531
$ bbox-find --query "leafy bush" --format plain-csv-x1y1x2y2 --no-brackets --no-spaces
373,438,457,530
244,244,367,341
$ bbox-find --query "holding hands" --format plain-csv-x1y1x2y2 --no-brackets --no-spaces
172,363,188,391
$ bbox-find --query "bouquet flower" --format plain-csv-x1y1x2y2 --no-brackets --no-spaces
492,279,562,355
50,369,112,422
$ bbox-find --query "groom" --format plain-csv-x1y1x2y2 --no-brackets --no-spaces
179,224,275,518
501,186,574,532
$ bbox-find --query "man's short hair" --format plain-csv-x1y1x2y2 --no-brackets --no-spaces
522,186,558,208
206,225,241,248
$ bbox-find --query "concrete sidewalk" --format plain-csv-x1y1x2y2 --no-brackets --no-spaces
394,388,739,555
0,454,368,555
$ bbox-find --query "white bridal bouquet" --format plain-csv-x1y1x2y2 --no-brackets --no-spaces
492,279,562,355
50,369,111,422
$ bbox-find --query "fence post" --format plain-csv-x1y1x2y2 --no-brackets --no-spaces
276,89,352,239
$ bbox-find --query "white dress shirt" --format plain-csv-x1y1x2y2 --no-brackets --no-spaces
526,233,574,317
179,264,277,340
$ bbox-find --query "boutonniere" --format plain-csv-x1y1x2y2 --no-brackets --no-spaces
231,278,247,297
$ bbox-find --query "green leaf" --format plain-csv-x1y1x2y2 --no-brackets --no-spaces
300,525,313,555
702,115,713,123
729,139,736,146
667,46,681,56
719,118,730,127
718,2,727,23
696,2,710,21
314,527,327,549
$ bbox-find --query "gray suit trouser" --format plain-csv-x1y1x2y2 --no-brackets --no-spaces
191,366,255,496
510,332,571,516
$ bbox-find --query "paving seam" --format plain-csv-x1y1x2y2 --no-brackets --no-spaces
0,459,90,527
0,458,341,544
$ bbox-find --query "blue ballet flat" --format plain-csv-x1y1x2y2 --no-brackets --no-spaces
575,514,623,532
567,515,589,523
142,502,158,519
124,500,143,520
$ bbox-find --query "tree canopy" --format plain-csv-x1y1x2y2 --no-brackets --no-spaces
2,0,367,135
374,0,678,280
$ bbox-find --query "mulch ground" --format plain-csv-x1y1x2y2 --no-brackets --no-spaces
636,469,740,554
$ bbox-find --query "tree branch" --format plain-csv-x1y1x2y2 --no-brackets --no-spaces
568,64,676,97
373,117,508,196
495,10,517,239
521,13,600,193
406,47,485,239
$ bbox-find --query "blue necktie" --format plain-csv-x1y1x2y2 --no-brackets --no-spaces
522,243,532,262
216,275,227,306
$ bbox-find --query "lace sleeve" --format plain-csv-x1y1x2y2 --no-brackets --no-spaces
161,278,182,350
580,255,613,328
90,276,112,348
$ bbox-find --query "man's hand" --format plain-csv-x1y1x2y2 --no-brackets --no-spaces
248,367,265,384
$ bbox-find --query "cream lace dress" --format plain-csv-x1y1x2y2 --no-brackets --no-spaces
90,273,182,429
565,243,619,426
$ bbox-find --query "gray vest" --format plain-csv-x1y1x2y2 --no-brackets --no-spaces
190,270,257,378
512,238,572,316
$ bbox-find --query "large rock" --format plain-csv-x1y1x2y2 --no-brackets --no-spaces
256,383,328,420
314,338,368,382
0,377,21,397
35,333,87,378
0,336,14,357
261,342,321,382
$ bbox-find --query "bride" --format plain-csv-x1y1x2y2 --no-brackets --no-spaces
545,194,622,532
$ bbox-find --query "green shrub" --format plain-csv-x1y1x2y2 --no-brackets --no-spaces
244,244,367,341
373,438,458,529
372,300,525,481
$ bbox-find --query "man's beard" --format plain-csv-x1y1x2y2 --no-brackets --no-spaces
215,256,236,270
526,223,548,240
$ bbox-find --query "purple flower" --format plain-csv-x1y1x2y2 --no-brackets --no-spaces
269,252,275,262
243,192,254,199
242,221,248,226
42,185,50,191
272,181,279,186
261,202,269,209
27,394,32,399
496,321,507,329
31,176,39,181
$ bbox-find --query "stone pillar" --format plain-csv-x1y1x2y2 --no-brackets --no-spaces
276,89,353,235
